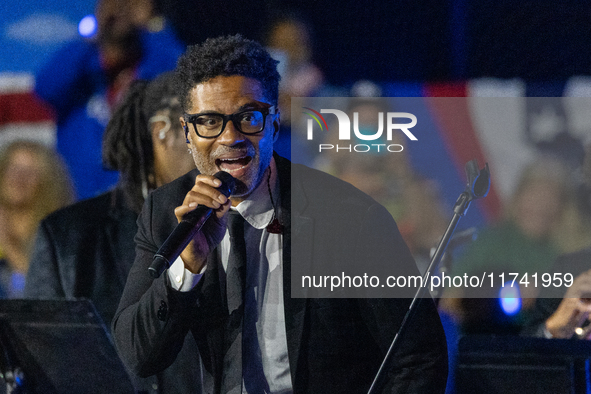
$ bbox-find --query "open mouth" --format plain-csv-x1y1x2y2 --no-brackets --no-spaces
215,155,253,173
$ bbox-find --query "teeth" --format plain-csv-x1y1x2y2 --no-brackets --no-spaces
225,165,247,172
219,156,246,162
217,155,250,173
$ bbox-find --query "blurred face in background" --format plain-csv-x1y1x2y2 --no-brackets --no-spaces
0,148,43,209
514,179,563,240
268,20,312,67
150,105,196,186
95,0,154,78
96,0,154,37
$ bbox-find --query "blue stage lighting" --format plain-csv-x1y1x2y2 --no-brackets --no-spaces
79,15,97,38
498,281,521,316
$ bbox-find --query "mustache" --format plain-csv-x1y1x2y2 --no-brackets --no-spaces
211,142,255,158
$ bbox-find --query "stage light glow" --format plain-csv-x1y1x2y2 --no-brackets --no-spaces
498,281,521,316
78,15,97,38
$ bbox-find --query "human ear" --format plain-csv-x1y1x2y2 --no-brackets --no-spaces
272,110,281,142
180,116,190,143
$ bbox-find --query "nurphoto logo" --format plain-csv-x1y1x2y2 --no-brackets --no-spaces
302,107,418,153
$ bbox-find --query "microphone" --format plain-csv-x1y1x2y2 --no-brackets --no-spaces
148,171,236,278
464,159,490,199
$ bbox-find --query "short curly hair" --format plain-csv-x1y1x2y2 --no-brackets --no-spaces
175,34,281,111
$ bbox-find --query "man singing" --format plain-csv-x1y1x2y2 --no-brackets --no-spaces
112,35,447,393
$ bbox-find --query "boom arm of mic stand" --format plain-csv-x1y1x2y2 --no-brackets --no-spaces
367,160,489,394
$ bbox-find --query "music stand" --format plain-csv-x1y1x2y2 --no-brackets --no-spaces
456,335,591,394
0,299,135,394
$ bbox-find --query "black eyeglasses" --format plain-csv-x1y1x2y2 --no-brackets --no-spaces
184,106,276,139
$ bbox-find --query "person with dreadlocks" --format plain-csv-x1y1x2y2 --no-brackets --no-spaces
24,72,201,393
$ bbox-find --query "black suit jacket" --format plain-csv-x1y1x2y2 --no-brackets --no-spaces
25,188,203,394
26,189,136,323
113,156,448,393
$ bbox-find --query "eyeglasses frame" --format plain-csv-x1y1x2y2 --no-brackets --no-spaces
183,105,277,139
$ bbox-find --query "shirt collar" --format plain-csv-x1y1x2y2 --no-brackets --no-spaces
232,157,279,230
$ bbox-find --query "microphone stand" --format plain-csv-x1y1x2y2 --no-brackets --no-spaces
432,226,478,307
367,159,490,394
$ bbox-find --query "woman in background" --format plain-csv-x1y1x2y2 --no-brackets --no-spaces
0,140,73,298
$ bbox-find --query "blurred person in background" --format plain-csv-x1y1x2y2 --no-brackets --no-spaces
266,13,325,116
25,73,200,393
0,140,74,298
439,156,586,334
265,12,336,163
35,0,184,200
524,142,591,340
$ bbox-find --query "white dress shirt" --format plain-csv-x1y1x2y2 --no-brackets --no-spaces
168,159,292,393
